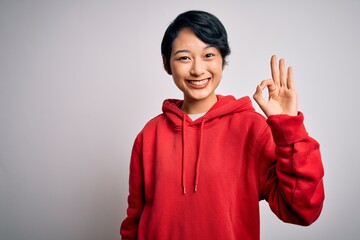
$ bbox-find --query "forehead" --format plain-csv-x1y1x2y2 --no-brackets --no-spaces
172,28,210,52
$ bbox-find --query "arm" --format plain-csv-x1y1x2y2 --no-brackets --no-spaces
258,113,324,225
120,134,145,239
253,55,324,225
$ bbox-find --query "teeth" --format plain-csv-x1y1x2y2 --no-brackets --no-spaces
188,79,209,85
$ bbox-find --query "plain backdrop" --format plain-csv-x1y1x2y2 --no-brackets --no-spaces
1,0,359,239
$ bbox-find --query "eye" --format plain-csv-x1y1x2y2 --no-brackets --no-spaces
205,53,215,58
177,56,190,61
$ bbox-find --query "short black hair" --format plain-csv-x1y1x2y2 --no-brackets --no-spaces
161,10,231,74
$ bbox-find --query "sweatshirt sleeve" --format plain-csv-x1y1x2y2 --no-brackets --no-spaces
258,112,325,226
120,134,145,239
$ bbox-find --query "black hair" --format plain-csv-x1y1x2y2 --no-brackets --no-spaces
161,10,231,74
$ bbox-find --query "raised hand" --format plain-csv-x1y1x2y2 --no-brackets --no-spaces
253,55,298,117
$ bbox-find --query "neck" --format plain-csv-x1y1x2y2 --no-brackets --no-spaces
181,93,217,114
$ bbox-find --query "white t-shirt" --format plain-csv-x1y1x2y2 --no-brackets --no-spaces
187,112,206,121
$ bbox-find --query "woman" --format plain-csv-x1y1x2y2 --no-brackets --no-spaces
120,10,324,240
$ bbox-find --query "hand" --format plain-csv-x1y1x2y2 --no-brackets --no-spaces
253,55,298,117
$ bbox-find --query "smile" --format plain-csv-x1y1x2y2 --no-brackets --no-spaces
186,78,210,88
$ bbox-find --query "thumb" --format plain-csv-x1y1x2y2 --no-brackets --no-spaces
253,85,266,107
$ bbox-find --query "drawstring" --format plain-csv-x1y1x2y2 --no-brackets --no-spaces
194,118,205,192
181,115,206,194
182,115,187,194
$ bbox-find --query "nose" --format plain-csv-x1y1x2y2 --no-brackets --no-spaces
190,58,205,76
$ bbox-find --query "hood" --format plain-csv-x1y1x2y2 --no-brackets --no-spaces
161,95,255,194
163,95,254,126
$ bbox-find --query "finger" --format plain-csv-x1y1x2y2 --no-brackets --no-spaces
253,81,269,100
279,58,286,87
271,55,280,88
253,84,272,117
253,85,266,105
287,66,295,89
260,79,276,93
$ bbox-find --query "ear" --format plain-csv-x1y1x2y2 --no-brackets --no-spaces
162,56,172,75
222,58,228,70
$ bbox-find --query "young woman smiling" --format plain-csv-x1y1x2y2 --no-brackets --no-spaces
120,10,324,240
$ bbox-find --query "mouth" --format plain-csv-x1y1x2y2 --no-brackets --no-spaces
186,78,210,88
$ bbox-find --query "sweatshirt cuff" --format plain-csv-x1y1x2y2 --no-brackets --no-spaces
266,112,308,145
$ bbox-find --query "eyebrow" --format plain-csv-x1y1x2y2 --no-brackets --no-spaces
173,45,216,56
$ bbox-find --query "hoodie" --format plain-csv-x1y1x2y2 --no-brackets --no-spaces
120,95,324,240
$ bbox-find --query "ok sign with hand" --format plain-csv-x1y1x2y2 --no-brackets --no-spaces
253,55,298,117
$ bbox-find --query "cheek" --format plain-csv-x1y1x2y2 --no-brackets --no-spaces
210,56,223,68
171,62,188,77
170,65,184,83
210,61,224,75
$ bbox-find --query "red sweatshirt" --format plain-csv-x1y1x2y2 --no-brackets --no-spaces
120,95,324,240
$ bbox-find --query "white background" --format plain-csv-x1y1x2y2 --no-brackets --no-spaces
1,0,359,239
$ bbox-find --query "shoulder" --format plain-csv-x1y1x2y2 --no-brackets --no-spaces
232,108,267,127
224,108,270,143
138,113,168,134
132,113,166,145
